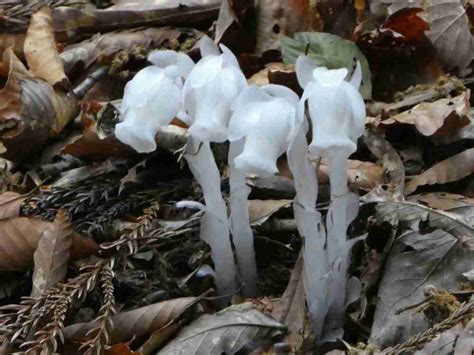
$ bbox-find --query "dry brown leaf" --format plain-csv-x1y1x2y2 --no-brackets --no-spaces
0,33,25,72
31,209,72,297
24,7,69,88
63,297,200,345
381,91,470,136
106,343,142,355
60,27,198,73
0,191,26,219
272,251,305,351
408,192,474,210
0,47,78,162
405,148,474,195
319,159,385,190
0,217,98,271
248,199,292,225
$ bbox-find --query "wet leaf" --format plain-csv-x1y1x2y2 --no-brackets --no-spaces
382,91,470,136
31,209,72,297
106,343,142,355
0,191,26,220
405,148,474,195
63,297,200,345
369,228,474,348
0,48,78,162
281,32,372,98
0,217,98,271
159,303,286,355
24,7,69,88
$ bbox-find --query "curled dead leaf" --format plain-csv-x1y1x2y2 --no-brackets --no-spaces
24,7,70,88
0,48,78,161
31,209,72,297
0,191,26,219
405,148,474,195
63,297,201,346
381,91,471,136
0,216,98,271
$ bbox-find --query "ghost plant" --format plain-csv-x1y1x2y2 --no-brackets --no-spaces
182,36,247,297
115,50,194,153
228,84,300,297
296,55,366,341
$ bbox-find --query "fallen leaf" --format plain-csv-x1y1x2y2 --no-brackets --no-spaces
159,303,286,355
105,343,142,355
272,251,305,351
60,27,199,73
63,297,200,345
24,7,70,88
31,209,72,297
381,91,470,136
369,228,474,348
0,48,78,162
408,192,474,211
0,191,26,219
381,7,429,43
281,32,372,98
248,199,292,225
405,148,474,195
0,33,25,71
0,217,98,271
255,0,314,55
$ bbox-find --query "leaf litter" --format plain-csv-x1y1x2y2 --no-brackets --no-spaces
0,0,473,354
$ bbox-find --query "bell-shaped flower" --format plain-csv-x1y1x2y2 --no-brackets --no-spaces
228,84,300,177
115,50,194,153
182,35,247,143
296,55,366,161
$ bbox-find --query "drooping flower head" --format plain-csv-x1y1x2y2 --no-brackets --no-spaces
115,50,194,153
296,55,366,160
182,36,247,143
228,84,300,177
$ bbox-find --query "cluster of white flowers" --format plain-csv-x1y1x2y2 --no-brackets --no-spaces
115,35,366,341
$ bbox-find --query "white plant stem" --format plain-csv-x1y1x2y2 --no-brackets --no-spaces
228,139,258,297
184,137,237,298
288,127,329,340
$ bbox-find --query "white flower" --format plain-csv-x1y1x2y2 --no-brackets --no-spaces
228,84,300,176
296,56,366,160
182,36,247,143
115,50,194,153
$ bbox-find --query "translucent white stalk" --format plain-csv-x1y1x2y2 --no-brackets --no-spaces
287,123,329,339
184,137,237,296
228,139,258,297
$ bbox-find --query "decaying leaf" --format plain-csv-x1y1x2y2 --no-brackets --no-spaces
60,27,200,73
24,7,70,88
31,209,72,297
377,0,474,75
405,148,474,195
272,252,306,351
63,297,200,345
369,228,474,348
248,199,292,226
381,91,470,136
281,32,372,98
0,48,78,162
0,217,98,271
0,33,25,70
409,192,474,212
375,200,474,241
0,191,26,219
159,303,286,355
255,0,314,55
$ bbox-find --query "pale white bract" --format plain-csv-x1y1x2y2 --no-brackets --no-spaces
182,36,247,143
228,84,300,176
115,50,194,153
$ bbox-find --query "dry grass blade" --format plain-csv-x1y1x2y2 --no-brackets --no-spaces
405,148,474,195
63,297,201,346
24,6,70,88
31,209,72,297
